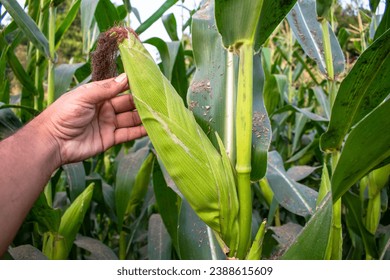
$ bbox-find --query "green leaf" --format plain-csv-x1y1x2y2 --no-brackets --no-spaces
287,165,319,182
122,0,131,13
135,0,178,35
251,54,272,181
331,99,390,201
316,0,333,19
0,0,51,59
169,42,188,105
187,0,233,149
125,152,154,215
54,63,84,99
177,199,226,260
144,37,172,80
6,48,37,96
246,220,267,260
8,245,48,260
370,0,381,12
80,0,99,52
27,192,61,233
55,183,94,259
374,0,390,40
266,151,317,217
215,0,264,50
74,235,118,260
162,13,179,41
62,162,86,202
153,160,181,252
321,29,390,151
313,86,331,120
254,0,297,50
287,0,345,77
282,194,332,260
0,103,23,140
115,145,150,232
54,0,81,49
95,0,120,32
148,214,172,260
343,192,378,258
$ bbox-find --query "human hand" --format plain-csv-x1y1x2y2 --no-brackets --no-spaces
38,73,147,166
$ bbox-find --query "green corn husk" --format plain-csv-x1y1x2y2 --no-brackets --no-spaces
43,183,94,259
116,29,239,255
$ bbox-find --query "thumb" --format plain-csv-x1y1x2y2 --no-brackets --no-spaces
78,73,129,104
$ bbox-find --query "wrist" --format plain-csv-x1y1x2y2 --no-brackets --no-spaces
28,112,63,170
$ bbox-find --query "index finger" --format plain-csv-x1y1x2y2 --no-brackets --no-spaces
77,73,129,104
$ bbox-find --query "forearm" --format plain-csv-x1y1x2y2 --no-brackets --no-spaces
0,114,61,255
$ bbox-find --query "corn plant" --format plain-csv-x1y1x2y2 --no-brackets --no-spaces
1,0,390,260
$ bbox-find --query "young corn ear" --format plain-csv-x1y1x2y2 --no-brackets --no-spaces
100,27,240,256
43,183,94,259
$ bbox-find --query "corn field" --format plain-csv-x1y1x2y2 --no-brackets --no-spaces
0,0,390,260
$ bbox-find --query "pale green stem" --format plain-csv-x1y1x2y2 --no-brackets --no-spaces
119,230,126,260
321,19,334,81
34,0,44,111
225,51,235,163
47,2,56,105
330,151,342,260
235,42,253,259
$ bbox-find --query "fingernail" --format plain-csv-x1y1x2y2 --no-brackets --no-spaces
114,73,127,83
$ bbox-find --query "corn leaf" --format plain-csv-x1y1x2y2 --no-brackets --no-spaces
370,0,381,12
0,103,22,139
125,152,154,215
215,0,296,51
343,192,378,258
267,151,317,217
153,160,181,252
251,54,272,181
80,0,99,53
215,0,264,50
177,199,226,260
188,0,233,149
135,0,178,35
254,0,297,50
95,0,121,32
287,0,345,77
162,13,179,41
8,245,48,260
6,48,37,96
55,183,94,259
54,0,81,49
62,162,86,202
54,63,84,99
374,0,390,40
331,99,390,201
148,214,172,260
321,29,390,151
316,0,333,19
26,193,61,233
282,194,332,259
0,0,51,59
115,144,150,232
118,29,239,252
246,220,267,260
74,235,118,260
